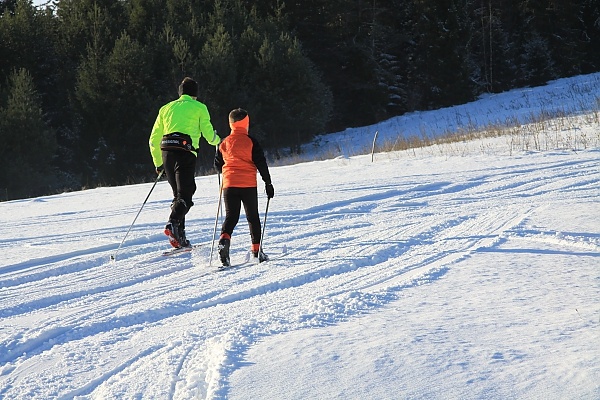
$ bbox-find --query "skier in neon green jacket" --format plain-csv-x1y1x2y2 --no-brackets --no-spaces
149,77,221,248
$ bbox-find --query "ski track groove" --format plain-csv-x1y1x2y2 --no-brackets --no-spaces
0,237,165,288
0,253,201,317
169,343,196,400
0,249,291,365
56,344,166,400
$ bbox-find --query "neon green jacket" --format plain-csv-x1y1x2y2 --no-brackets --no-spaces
149,95,221,167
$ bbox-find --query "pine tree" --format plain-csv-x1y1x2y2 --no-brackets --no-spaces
196,0,332,152
0,68,56,200
72,2,112,185
103,33,155,180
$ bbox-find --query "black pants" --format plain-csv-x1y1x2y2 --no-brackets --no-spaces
221,187,261,244
162,150,196,223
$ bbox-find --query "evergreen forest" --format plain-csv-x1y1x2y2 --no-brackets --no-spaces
1,0,599,200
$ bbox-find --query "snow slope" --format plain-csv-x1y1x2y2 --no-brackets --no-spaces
310,72,600,158
1,75,599,400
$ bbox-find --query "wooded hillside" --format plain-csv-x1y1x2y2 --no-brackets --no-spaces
1,0,598,199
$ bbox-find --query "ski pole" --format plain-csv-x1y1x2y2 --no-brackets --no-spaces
258,197,270,256
217,172,224,219
215,144,224,219
111,170,164,262
208,178,224,267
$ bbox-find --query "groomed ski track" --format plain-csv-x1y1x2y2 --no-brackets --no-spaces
0,147,598,399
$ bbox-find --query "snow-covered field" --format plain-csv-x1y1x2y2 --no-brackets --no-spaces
1,74,599,399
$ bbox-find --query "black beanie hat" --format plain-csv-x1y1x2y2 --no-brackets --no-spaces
178,77,198,97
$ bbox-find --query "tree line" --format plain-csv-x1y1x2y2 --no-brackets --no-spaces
1,0,598,200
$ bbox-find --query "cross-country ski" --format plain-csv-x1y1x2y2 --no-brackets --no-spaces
161,244,203,257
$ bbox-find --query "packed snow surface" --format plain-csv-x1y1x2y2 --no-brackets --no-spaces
1,74,599,399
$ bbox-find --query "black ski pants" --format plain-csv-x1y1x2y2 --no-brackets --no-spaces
221,187,261,244
162,150,196,223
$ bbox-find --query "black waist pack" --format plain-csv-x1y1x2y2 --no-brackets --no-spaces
160,133,195,152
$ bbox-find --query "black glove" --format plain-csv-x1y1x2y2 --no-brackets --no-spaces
156,165,164,175
265,183,274,199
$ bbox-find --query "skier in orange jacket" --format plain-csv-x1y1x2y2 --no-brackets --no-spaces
214,108,274,266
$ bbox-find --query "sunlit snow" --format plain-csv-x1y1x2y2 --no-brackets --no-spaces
1,73,599,399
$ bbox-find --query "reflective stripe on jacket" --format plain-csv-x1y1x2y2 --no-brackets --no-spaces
149,95,220,167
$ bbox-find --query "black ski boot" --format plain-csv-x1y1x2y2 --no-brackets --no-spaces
218,238,230,267
252,249,269,263
177,219,190,248
164,220,189,248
